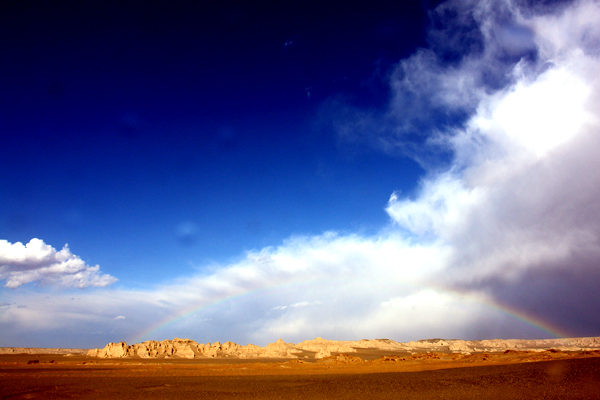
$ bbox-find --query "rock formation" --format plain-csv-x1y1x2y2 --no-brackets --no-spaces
85,336,600,359
408,337,600,354
295,337,358,354
87,337,301,359
3,336,599,360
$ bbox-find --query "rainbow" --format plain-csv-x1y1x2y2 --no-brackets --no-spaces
130,282,571,344
129,283,280,344
434,285,572,339
478,298,571,339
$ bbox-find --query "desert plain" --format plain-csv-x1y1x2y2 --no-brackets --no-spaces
1,337,600,399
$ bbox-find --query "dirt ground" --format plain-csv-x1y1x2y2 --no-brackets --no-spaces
1,350,599,399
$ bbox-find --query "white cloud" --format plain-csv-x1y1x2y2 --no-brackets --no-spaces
371,290,493,336
0,239,117,289
387,0,600,288
115,315,126,320
272,301,323,310
473,63,594,158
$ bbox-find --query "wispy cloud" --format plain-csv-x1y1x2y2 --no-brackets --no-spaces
272,301,323,310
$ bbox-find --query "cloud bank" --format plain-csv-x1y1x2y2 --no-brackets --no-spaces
385,0,600,334
0,239,117,289
2,0,600,347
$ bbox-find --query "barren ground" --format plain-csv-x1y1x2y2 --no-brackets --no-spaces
1,350,599,399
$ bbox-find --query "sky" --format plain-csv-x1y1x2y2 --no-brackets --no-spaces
1,0,599,349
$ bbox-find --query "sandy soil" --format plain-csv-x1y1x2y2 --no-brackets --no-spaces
1,350,599,399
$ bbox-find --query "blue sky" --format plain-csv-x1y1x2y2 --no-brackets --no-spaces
1,1,427,285
2,0,600,349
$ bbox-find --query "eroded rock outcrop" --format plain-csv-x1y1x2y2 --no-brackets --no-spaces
87,338,202,359
87,338,300,359
295,337,358,354
411,337,600,354
86,336,600,359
